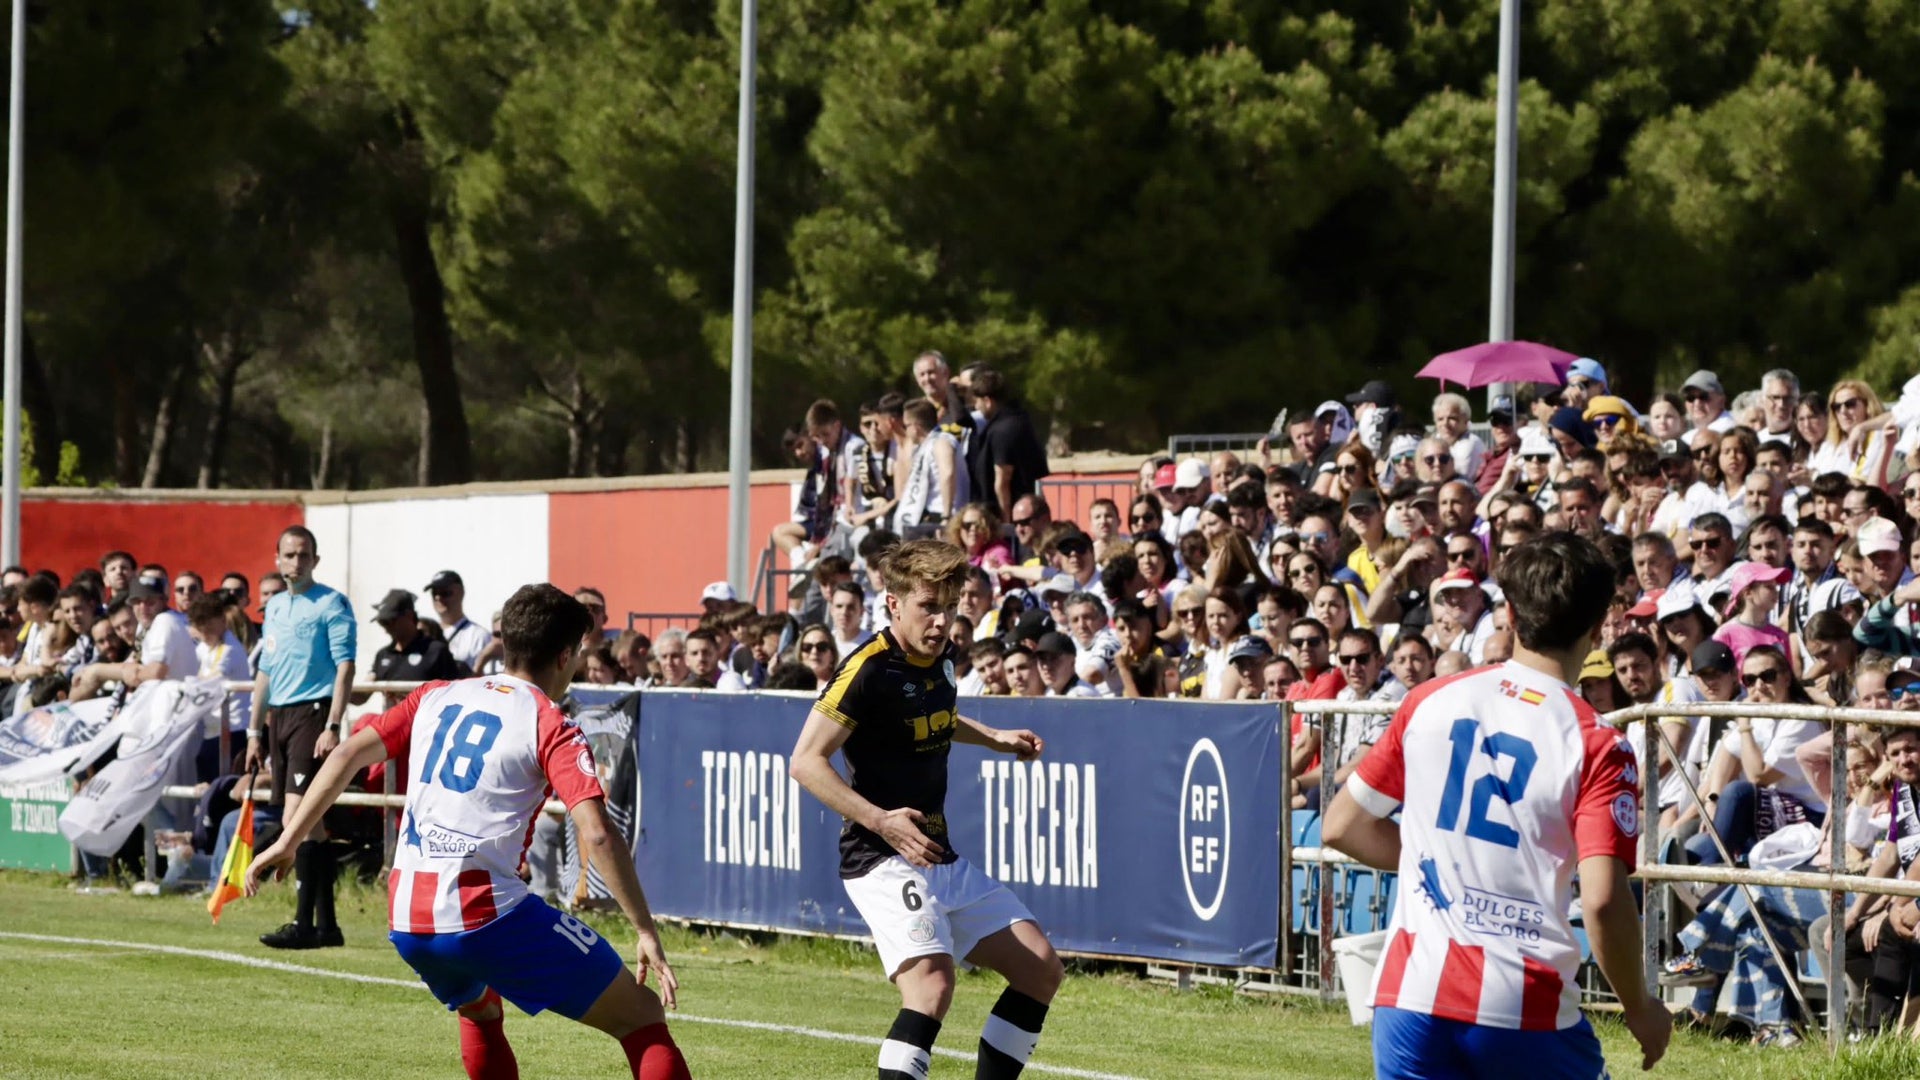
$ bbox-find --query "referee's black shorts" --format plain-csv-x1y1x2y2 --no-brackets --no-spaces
266,699,332,806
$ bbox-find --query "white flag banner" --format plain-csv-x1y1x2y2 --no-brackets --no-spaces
0,698,123,785
58,679,225,856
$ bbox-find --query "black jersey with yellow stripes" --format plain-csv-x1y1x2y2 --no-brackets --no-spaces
813,627,962,878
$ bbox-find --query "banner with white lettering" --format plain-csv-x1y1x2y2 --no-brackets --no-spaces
633,691,1281,967
59,679,226,856
0,697,123,784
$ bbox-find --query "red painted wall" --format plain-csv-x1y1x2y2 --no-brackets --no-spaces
547,483,797,620
16,499,305,586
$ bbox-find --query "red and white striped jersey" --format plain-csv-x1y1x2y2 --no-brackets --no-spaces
371,675,605,934
1347,662,1639,1031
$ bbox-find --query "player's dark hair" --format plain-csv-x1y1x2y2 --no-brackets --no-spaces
186,594,229,626
278,525,319,555
1606,631,1660,667
1496,533,1614,654
764,660,819,691
501,584,595,673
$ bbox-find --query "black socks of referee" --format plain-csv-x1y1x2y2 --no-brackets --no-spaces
977,988,1048,1079
879,1009,939,1079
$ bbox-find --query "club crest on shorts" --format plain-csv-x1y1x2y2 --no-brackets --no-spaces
1611,792,1640,837
906,914,936,945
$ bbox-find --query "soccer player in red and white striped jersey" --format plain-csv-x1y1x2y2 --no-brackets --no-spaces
1326,533,1670,1077
250,584,692,1080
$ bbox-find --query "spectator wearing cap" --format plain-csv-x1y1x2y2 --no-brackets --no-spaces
1429,392,1485,482
1344,379,1397,456
1033,632,1100,697
699,580,738,615
1654,582,1715,679
1210,634,1272,701
1581,395,1637,448
1472,396,1518,494
1682,370,1737,434
369,589,465,698
1341,488,1387,595
69,575,198,705
1855,518,1920,656
1504,425,1560,512
1711,564,1790,666
1563,357,1608,411
1168,459,1212,542
1663,640,1742,841
421,570,491,672
962,366,1050,517
1427,567,1494,663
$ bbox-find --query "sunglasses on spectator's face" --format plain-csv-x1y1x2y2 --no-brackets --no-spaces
1336,652,1373,667
1290,636,1325,649
1892,683,1919,700
959,518,986,531
1289,567,1318,580
1741,668,1784,688
1338,463,1362,475
1447,548,1476,563
1422,455,1450,466
1689,537,1721,551
1905,487,1920,501
800,640,831,653
1591,415,1622,429
1012,517,1035,528
1523,453,1551,463
1057,540,1090,557
1833,398,1864,412
1391,453,1414,466
1129,513,1157,526
1683,391,1709,404
1300,531,1333,545
1176,607,1202,620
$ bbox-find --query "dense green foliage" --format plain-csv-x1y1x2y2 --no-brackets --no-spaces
9,0,1920,488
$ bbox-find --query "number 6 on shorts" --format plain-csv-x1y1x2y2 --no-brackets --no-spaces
902,880,923,911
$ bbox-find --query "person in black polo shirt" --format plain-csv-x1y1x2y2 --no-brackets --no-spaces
964,367,1049,517
371,589,468,690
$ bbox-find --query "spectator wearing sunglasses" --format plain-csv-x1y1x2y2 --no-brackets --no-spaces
1681,370,1737,434
1428,392,1485,482
1809,378,1896,490
1282,616,1346,802
1293,627,1401,811
1580,395,1638,449
1412,435,1458,488
1684,513,1744,612
1685,644,1826,870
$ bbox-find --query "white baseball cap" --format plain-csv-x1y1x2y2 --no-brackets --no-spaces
1173,459,1210,491
1858,517,1903,557
1518,427,1556,458
1655,580,1703,623
700,581,738,604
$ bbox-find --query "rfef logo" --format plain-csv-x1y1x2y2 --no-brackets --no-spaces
1180,738,1230,921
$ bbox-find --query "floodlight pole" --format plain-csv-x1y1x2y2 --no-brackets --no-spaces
725,0,758,598
1,0,23,566
1485,0,1520,415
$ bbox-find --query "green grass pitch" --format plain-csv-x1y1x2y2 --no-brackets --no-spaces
1,871,1917,1078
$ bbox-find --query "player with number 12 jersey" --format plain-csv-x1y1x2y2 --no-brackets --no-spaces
1326,533,1670,1079
248,584,693,1080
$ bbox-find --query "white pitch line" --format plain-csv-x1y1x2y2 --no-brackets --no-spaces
0,931,1143,1080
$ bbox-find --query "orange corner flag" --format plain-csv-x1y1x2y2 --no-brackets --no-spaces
207,788,256,924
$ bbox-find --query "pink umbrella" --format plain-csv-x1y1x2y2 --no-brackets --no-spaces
1417,341,1579,389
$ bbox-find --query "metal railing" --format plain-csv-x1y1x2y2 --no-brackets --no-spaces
623,612,703,639
1167,432,1267,459
1037,477,1139,534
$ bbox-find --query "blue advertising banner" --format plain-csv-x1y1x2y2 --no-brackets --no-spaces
632,691,1282,968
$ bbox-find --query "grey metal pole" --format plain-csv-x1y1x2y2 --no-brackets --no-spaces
724,0,758,599
1,0,24,567
1484,0,1520,415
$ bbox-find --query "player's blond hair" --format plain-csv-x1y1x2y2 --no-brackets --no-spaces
878,539,971,608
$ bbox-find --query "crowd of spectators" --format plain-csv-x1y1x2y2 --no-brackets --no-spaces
17,352,1920,1034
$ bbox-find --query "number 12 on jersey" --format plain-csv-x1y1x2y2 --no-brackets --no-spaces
418,704,503,793
1435,718,1537,848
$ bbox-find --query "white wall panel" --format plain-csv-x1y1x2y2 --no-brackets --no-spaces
333,494,551,669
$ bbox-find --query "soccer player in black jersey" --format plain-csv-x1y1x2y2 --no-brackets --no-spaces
791,539,1063,1080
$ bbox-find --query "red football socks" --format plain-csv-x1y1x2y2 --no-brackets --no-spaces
458,991,519,1080
620,1022,692,1080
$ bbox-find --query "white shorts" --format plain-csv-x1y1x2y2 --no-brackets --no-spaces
843,855,1035,977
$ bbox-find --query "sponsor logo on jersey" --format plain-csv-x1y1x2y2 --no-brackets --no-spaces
1179,738,1228,920
413,821,485,858
1612,792,1640,837
1416,855,1453,912
977,758,1099,891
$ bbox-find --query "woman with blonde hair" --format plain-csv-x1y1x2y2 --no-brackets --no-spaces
1811,379,1895,488
1203,530,1261,592
945,502,1012,570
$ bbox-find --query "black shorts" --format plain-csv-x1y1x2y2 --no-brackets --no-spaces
267,699,332,806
